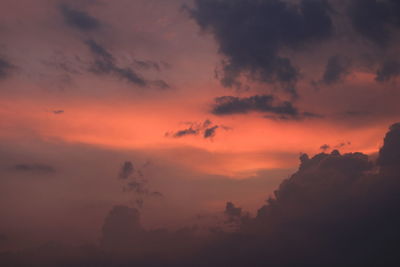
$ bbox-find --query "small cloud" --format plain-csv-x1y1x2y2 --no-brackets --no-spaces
52,110,64,115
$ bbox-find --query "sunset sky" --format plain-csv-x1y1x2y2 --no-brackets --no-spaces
1,0,400,259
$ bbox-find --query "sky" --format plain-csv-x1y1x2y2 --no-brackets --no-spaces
1,0,400,265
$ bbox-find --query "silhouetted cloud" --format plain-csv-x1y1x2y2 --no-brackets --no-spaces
320,144,330,151
2,123,400,266
60,4,100,31
166,120,226,139
212,95,319,120
349,0,400,46
189,0,333,96
204,125,219,139
376,60,400,82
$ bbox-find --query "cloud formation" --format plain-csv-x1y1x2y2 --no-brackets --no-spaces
2,122,400,266
349,0,400,46
166,120,225,139
189,0,333,95
211,95,320,120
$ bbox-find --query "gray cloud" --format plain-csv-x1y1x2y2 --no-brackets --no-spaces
349,0,400,47
166,120,225,139
189,0,334,96
85,39,147,87
212,95,320,120
60,4,101,31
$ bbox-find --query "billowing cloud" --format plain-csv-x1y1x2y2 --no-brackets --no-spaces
349,0,400,46
189,0,333,95
2,123,400,266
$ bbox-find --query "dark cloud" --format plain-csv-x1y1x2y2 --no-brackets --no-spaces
189,0,333,96
166,120,225,139
60,4,101,31
212,95,320,120
85,40,147,87
375,60,400,82
204,125,219,139
173,127,199,138
0,58,14,80
322,55,350,85
2,123,400,266
378,122,400,172
349,0,400,46
320,144,330,151
13,164,55,173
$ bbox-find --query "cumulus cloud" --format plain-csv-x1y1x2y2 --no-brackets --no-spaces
348,0,400,46
2,122,400,266
189,0,333,96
